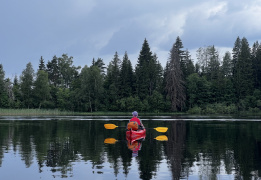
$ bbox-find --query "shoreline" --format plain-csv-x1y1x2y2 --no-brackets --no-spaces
0,108,261,117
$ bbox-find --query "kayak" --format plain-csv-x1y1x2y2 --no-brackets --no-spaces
126,128,146,143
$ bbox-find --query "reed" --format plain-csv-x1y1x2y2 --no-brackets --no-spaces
0,109,75,116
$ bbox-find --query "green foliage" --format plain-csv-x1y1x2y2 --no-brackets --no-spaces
20,62,34,108
80,65,104,112
119,52,134,98
135,39,162,100
57,88,71,111
46,56,60,87
38,56,46,71
33,70,51,108
233,37,254,101
0,64,9,108
186,73,211,107
1,36,261,113
104,52,121,110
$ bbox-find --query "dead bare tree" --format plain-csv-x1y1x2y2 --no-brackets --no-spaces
165,38,186,111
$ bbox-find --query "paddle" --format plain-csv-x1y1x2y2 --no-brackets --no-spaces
154,135,168,141
104,135,168,144
104,123,168,133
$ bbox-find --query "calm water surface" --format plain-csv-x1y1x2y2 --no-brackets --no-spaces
0,115,261,180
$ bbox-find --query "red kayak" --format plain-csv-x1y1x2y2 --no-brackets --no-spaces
126,129,146,143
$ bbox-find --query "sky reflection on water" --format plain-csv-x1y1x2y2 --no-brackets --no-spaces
0,116,260,179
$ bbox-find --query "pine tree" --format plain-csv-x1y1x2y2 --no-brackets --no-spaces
232,37,241,79
221,51,233,77
182,49,195,79
233,37,253,100
165,37,186,111
0,64,9,107
135,39,159,100
39,56,46,71
207,46,220,81
92,58,106,76
252,41,261,90
12,75,22,108
104,52,121,110
47,56,60,87
119,51,134,98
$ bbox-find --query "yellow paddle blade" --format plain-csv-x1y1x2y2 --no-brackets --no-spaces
154,127,168,133
104,138,118,144
155,135,168,141
104,124,118,129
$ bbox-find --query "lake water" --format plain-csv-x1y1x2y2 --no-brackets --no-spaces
0,115,261,180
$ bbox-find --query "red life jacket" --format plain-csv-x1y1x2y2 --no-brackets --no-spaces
130,117,141,125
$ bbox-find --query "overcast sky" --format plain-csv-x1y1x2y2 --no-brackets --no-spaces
1,0,261,78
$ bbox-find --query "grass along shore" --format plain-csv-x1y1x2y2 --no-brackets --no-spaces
0,108,186,116
0,108,77,116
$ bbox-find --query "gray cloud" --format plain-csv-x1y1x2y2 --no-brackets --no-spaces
1,0,261,78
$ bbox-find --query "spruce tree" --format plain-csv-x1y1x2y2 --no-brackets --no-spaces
104,52,121,110
0,64,9,107
12,75,22,108
39,56,46,71
92,58,106,76
165,37,186,111
234,37,253,100
232,37,241,79
47,56,60,87
221,51,233,77
135,39,160,100
119,51,134,98
252,42,261,90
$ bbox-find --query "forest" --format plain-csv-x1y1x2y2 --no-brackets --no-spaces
0,36,261,114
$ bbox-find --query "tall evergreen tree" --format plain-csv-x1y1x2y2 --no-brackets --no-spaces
207,46,220,81
39,56,46,71
233,37,253,101
221,51,233,77
135,39,160,100
92,58,106,76
104,52,121,110
46,56,60,87
232,36,241,78
0,64,9,107
20,62,34,108
251,41,261,90
119,51,134,98
182,49,195,79
165,37,186,111
12,75,22,108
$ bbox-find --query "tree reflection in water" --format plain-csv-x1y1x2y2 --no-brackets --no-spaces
0,118,261,179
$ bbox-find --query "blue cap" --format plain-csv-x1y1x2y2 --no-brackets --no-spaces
132,111,138,117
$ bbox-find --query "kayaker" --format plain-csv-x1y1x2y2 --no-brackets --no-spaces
128,111,144,130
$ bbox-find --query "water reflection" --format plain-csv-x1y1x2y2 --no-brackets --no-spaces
0,117,261,179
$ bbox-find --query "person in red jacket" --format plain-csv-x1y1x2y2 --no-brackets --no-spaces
129,111,144,130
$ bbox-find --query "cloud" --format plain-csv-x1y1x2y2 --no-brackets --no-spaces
1,0,261,78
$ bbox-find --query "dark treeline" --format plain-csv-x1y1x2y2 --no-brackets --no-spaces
0,36,261,113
